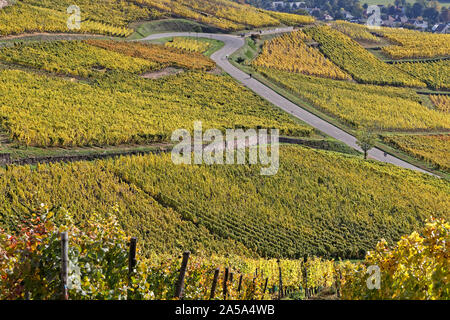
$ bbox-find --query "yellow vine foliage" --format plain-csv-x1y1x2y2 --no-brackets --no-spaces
257,67,449,130
430,95,450,113
341,218,449,300
0,69,310,147
379,27,450,59
395,60,450,90
263,10,315,26
134,0,279,30
382,134,450,173
0,1,135,37
304,26,426,87
0,41,159,77
253,30,351,80
165,37,211,53
86,40,216,71
331,20,380,42
0,146,448,260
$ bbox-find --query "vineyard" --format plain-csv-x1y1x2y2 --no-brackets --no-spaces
395,60,450,90
378,27,450,59
0,153,448,300
2,145,446,259
0,1,136,37
86,40,215,70
331,20,380,43
263,10,315,26
0,69,310,147
304,26,426,87
0,41,159,77
0,0,314,37
165,37,211,53
256,67,449,131
253,30,351,80
431,95,450,112
382,134,450,173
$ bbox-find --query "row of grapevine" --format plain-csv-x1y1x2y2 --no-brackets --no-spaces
1,201,448,300
304,26,426,87
394,60,450,90
382,134,450,173
0,41,159,78
340,218,449,300
0,210,336,300
430,95,450,113
0,2,136,37
165,37,211,53
378,27,450,59
86,40,215,70
253,30,351,80
263,10,315,26
256,67,449,131
0,68,310,147
20,0,161,27
331,20,380,42
0,146,448,259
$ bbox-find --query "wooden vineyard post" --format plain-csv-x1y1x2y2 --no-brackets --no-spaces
60,232,69,300
337,268,342,299
303,255,308,299
223,267,229,300
127,237,137,300
210,268,220,300
277,259,282,300
128,237,137,275
237,274,243,295
262,277,268,300
175,251,190,299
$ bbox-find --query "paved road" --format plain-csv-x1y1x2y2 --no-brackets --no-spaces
140,31,432,175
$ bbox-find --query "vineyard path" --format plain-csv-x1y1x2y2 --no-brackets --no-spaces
139,30,432,176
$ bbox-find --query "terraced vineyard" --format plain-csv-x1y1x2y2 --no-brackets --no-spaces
0,0,315,37
253,30,351,80
86,40,215,70
0,68,310,147
431,95,450,112
0,41,159,77
0,1,136,37
382,135,450,173
331,20,380,42
304,26,426,87
1,146,448,259
395,60,450,90
256,67,449,131
378,27,450,59
165,37,210,53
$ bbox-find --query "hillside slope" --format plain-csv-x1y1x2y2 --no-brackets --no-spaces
1,146,448,259
0,0,314,36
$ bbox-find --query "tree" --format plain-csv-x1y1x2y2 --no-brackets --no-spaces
356,130,376,160
411,2,424,18
423,7,439,23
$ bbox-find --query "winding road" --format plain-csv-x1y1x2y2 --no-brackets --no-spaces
140,31,432,175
